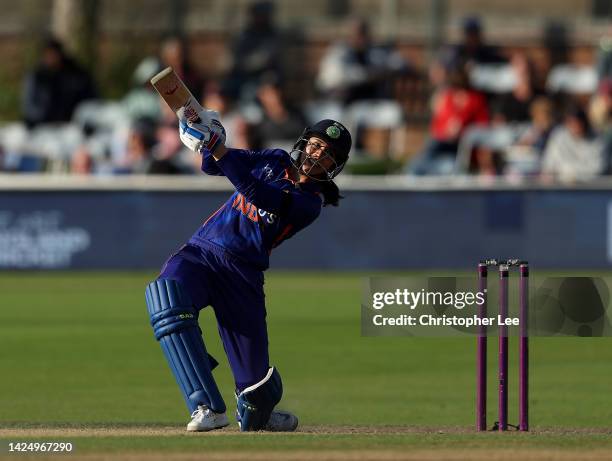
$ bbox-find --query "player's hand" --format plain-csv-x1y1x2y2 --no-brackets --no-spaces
178,110,226,154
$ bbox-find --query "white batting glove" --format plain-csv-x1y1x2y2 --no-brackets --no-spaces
178,109,226,154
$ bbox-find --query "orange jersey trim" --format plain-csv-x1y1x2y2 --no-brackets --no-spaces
202,203,226,227
271,224,294,249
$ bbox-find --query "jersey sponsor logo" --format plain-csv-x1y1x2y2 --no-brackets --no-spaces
232,193,276,224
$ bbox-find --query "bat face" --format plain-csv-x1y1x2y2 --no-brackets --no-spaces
150,67,201,121
165,84,179,96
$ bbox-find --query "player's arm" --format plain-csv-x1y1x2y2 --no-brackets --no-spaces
179,119,274,176
177,112,319,217
214,146,287,213
214,148,320,218
201,147,224,176
149,67,229,176
210,145,228,160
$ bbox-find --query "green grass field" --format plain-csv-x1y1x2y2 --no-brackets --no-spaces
1,271,611,460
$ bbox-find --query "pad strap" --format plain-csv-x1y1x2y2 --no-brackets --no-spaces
236,367,282,431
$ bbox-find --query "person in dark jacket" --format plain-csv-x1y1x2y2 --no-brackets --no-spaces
22,37,97,128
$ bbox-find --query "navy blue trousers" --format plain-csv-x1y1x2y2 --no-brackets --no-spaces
159,244,269,392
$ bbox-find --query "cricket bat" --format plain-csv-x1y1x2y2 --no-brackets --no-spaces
150,66,202,123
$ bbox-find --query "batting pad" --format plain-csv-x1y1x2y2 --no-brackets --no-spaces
146,278,226,414
237,367,282,431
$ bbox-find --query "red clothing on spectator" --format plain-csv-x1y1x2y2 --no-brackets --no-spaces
430,89,489,141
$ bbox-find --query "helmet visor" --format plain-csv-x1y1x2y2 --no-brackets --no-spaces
289,137,345,181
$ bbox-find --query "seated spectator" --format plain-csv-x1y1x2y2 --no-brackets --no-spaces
589,79,612,173
202,82,252,149
541,107,604,181
408,65,489,175
473,97,554,176
514,96,555,154
125,36,204,121
253,74,306,150
226,0,283,102
491,54,543,124
113,118,158,174
150,117,195,175
70,145,95,175
316,18,409,105
596,28,612,83
589,79,612,132
22,37,97,128
159,36,205,103
123,58,163,121
448,16,506,68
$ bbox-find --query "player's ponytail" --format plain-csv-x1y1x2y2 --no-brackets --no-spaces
319,180,343,207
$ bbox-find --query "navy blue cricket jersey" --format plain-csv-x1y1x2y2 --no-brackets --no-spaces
188,148,323,270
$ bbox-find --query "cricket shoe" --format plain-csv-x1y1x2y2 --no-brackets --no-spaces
264,410,299,432
186,405,229,432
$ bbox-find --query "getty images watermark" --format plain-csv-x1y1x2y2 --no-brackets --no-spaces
361,276,612,337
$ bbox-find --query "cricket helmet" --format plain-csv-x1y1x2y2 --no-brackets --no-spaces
290,119,352,181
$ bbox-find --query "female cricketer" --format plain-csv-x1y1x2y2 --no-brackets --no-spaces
145,111,351,432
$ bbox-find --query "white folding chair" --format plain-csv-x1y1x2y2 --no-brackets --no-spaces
470,64,517,93
546,65,597,94
456,124,529,173
304,100,345,125
345,100,405,159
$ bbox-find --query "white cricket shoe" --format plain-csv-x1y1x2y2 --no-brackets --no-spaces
264,410,299,432
186,405,229,432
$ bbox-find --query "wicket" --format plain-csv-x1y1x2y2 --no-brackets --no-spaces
476,259,529,432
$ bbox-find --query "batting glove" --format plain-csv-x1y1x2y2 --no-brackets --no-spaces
178,109,226,154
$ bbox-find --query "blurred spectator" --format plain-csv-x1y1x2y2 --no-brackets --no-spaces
471,145,500,176
70,145,95,175
202,82,252,149
150,118,195,175
317,18,409,105
226,1,283,102
118,105,195,175
159,37,205,103
541,107,604,181
589,79,612,173
491,54,542,124
253,75,306,150
448,16,506,68
515,96,555,154
125,36,204,121
22,37,97,128
474,97,555,176
113,118,158,174
123,57,163,121
543,21,570,70
408,64,489,175
507,96,555,176
589,79,612,132
596,28,612,83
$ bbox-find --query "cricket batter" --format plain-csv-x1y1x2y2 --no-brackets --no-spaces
145,109,351,432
